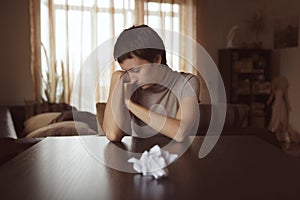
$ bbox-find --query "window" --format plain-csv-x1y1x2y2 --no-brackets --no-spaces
145,2,180,71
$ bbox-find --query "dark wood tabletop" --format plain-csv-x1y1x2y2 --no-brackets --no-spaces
0,135,300,200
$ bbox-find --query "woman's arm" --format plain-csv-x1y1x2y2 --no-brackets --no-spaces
103,71,131,142
126,96,198,142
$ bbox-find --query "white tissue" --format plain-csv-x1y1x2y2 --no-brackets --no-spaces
128,145,178,179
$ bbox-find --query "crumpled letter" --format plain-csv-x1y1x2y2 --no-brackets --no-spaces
128,145,178,179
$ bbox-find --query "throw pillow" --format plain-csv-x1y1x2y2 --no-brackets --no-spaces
22,112,61,137
52,110,98,132
24,102,76,120
25,121,97,138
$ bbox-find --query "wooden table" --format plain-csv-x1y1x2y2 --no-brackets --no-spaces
0,136,300,200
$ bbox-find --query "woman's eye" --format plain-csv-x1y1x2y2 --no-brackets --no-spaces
131,68,140,73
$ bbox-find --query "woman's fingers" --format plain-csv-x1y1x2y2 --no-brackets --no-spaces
124,82,131,100
124,82,137,107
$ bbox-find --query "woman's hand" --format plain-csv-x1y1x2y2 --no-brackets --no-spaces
124,82,137,108
103,71,132,142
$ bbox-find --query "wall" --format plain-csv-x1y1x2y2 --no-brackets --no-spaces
200,0,254,61
0,0,34,105
196,0,260,103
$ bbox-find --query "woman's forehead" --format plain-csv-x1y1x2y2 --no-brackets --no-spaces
120,56,150,71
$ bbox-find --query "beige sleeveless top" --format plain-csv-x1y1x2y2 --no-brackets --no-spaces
130,66,200,138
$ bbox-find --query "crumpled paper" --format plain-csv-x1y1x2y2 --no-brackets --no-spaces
128,145,178,179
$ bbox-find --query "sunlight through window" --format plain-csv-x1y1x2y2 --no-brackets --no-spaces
41,0,184,109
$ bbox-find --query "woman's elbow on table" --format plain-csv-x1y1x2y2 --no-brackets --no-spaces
103,127,124,142
106,132,123,142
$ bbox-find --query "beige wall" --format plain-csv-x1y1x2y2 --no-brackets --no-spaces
0,0,34,105
203,0,263,61
196,0,259,103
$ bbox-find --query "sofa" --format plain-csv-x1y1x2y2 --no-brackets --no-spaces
0,107,42,165
0,102,98,165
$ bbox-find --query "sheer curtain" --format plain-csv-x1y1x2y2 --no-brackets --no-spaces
31,0,196,112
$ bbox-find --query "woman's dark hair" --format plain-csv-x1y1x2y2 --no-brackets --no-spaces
113,25,167,65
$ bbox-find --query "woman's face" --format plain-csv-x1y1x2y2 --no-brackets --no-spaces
119,54,163,89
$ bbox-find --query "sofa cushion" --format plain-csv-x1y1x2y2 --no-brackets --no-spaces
24,102,76,119
21,112,61,137
25,121,97,138
52,110,98,132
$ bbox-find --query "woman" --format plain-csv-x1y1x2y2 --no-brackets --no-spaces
103,25,200,142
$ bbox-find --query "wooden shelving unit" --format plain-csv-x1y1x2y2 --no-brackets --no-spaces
218,49,272,128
